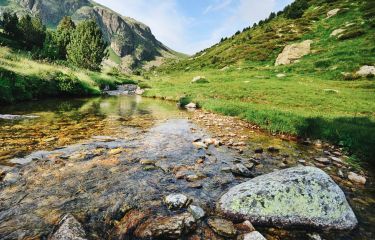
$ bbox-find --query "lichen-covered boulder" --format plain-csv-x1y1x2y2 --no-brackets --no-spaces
218,166,357,230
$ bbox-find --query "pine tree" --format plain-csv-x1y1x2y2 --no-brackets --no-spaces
56,16,76,59
18,14,46,49
67,20,108,71
1,12,20,39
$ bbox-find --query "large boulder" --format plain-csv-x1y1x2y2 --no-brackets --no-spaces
218,166,358,230
275,40,313,66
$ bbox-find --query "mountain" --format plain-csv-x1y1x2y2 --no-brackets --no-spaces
0,0,182,71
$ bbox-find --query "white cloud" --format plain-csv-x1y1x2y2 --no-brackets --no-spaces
203,0,233,15
95,0,192,53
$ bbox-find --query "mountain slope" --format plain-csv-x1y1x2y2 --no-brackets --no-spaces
161,0,374,79
0,0,181,71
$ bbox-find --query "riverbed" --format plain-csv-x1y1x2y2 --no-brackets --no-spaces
0,96,373,239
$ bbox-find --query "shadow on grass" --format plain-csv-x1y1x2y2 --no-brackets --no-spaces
297,116,375,167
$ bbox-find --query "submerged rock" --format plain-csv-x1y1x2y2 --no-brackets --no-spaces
51,214,87,240
208,218,237,238
134,213,196,239
218,166,358,230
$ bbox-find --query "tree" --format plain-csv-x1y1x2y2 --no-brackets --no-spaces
40,31,60,60
55,16,76,59
284,0,309,19
1,12,20,38
18,14,46,49
67,20,108,71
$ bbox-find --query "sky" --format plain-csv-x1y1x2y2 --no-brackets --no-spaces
94,0,294,55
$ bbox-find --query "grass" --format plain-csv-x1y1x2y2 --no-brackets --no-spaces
0,46,133,104
144,68,375,164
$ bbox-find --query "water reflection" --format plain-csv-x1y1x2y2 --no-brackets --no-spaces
0,96,182,165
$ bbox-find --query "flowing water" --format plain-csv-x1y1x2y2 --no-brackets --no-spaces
0,96,373,239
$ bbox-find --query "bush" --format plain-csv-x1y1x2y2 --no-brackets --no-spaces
178,96,193,107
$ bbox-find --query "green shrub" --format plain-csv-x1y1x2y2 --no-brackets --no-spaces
178,96,193,107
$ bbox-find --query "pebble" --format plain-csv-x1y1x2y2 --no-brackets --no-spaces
188,205,205,220
348,172,366,185
254,148,263,154
315,157,331,164
231,164,254,178
267,147,280,153
140,159,156,165
242,231,266,240
164,194,190,209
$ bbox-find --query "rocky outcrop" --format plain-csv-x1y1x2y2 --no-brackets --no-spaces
1,0,176,69
327,8,340,18
275,40,313,66
218,166,358,230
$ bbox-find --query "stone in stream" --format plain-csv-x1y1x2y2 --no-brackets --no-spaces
218,166,358,230
207,218,237,238
164,194,191,210
231,164,254,178
134,213,196,239
50,214,87,240
188,205,205,220
241,231,267,240
348,172,366,185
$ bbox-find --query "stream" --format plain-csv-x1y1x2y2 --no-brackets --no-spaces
0,96,373,240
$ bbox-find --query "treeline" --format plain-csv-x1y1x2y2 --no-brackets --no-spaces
0,13,107,71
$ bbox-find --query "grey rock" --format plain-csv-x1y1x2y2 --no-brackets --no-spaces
242,231,266,240
51,214,87,240
164,194,190,209
0,114,39,120
188,205,205,220
231,164,254,178
218,166,358,230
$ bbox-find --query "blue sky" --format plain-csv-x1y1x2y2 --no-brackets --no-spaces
95,0,294,54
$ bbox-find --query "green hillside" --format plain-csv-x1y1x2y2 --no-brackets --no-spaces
144,0,375,165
